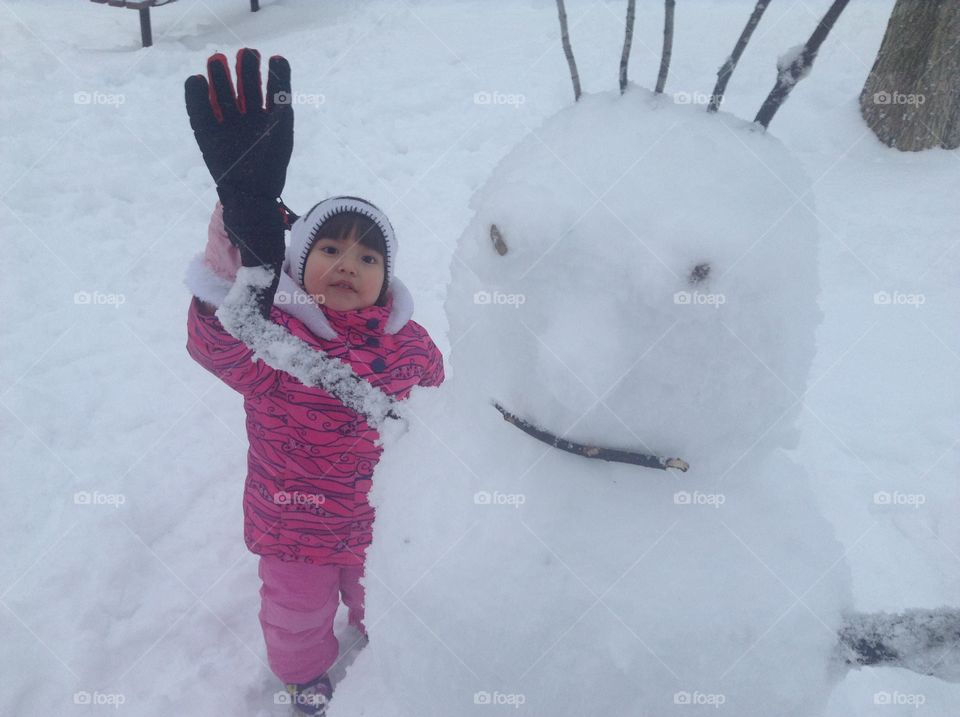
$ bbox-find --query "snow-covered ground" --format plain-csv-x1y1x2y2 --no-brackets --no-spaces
1,0,957,715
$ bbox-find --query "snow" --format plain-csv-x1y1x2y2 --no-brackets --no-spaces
2,0,957,716
778,43,810,81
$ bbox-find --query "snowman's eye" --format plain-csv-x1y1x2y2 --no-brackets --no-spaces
490,224,508,255
689,263,710,285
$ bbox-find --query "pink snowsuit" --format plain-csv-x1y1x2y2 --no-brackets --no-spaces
186,275,443,684
186,296,444,566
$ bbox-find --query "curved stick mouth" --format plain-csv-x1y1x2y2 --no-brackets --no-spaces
492,401,689,473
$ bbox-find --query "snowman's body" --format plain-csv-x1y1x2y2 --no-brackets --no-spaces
355,89,853,717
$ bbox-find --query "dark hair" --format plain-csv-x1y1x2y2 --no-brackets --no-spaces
313,211,389,306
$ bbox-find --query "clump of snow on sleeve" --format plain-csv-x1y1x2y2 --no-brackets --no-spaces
216,266,405,439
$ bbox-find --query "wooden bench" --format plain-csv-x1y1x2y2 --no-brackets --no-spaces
90,0,262,48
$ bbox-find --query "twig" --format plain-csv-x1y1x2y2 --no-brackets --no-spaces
754,0,851,128
708,0,773,113
493,401,689,472
655,0,676,94
620,0,637,94
556,0,582,101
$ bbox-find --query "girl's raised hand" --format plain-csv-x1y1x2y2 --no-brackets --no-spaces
184,49,294,314
184,49,294,205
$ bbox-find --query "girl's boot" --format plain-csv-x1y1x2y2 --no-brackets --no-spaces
284,673,332,717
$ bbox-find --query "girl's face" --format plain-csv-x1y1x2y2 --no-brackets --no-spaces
302,229,385,312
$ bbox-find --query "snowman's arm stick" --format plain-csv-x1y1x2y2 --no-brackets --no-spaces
493,401,689,472
838,608,960,683
555,0,582,101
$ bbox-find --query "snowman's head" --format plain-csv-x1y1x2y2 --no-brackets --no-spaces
447,90,821,474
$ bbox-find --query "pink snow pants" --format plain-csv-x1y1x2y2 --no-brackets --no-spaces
258,556,367,685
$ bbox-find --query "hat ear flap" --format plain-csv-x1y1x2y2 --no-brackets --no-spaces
377,281,390,307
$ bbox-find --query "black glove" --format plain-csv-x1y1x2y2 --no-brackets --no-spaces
185,49,295,314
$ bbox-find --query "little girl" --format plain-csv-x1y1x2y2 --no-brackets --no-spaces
182,50,444,716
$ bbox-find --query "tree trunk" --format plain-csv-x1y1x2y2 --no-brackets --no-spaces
859,0,960,151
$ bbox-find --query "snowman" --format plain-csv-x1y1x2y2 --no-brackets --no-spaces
310,88,960,717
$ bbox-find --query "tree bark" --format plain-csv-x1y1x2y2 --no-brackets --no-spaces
859,0,960,151
708,0,773,113
655,0,676,94
754,0,850,129
556,0,582,102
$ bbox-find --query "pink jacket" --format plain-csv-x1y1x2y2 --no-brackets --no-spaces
186,294,444,566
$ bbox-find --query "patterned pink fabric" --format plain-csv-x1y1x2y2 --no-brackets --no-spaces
186,294,444,567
